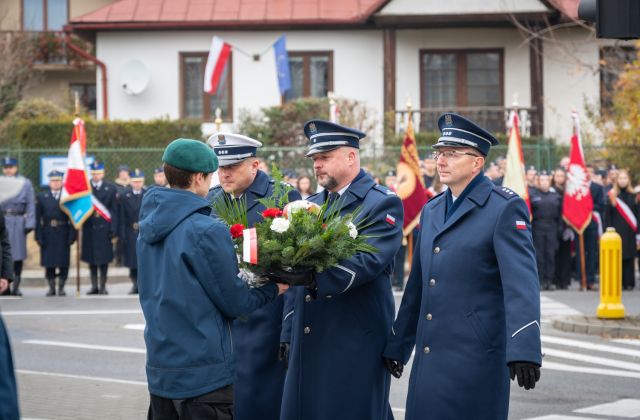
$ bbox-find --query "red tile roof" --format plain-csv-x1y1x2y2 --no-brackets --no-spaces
70,0,389,29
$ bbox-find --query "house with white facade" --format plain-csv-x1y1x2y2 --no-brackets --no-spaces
65,0,636,144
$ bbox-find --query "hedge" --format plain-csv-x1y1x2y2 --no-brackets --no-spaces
1,118,204,148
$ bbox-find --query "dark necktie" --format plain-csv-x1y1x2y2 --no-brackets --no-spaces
327,192,339,205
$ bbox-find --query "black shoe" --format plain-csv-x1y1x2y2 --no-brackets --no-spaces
87,276,99,295
98,277,108,295
46,279,56,297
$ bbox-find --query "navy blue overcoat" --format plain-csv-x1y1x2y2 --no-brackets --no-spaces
280,169,403,420
207,169,300,420
81,181,118,265
384,175,542,420
118,187,145,269
35,190,75,268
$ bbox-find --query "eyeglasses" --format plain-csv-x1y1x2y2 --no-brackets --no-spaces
431,150,481,160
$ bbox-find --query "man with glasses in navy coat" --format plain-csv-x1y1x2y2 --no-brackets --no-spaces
383,114,542,420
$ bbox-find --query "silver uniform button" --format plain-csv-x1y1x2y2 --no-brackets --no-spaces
305,294,311,302
304,326,311,334
429,279,436,286
433,246,440,254
423,346,431,354
426,313,432,320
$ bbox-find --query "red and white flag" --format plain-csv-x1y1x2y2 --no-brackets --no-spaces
204,36,231,95
59,118,94,228
502,111,530,215
563,112,593,234
243,228,258,264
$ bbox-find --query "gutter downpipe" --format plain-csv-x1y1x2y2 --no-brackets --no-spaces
63,29,108,120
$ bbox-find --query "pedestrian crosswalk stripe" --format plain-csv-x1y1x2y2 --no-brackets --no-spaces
612,338,640,347
543,361,640,379
3,309,142,316
543,335,640,358
574,398,640,417
523,415,601,420
23,339,146,354
17,369,146,386
542,347,640,372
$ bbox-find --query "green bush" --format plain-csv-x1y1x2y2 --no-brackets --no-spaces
1,117,203,148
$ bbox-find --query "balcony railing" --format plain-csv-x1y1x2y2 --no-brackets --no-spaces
395,106,541,137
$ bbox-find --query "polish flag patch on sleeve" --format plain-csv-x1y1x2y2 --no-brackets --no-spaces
516,220,527,230
385,214,396,225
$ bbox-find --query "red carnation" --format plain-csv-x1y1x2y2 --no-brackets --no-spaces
262,208,283,218
230,224,245,239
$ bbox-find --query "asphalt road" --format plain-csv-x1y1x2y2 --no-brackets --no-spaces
1,282,639,419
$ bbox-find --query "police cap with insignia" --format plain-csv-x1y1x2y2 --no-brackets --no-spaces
2,156,18,167
207,133,262,167
163,138,218,173
130,168,145,181
48,170,63,181
433,113,498,156
303,120,366,157
89,161,105,174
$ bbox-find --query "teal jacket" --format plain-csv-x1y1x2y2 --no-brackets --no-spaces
137,187,277,399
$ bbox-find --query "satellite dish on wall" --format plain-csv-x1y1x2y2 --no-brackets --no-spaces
120,60,150,95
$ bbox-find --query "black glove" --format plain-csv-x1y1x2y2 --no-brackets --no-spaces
383,358,404,379
508,361,540,390
268,267,316,288
278,342,290,368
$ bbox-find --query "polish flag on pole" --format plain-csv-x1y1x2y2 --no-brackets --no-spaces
502,111,531,215
563,112,593,234
204,36,231,94
59,118,94,228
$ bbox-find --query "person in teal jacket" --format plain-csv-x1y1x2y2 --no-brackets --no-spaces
137,138,287,419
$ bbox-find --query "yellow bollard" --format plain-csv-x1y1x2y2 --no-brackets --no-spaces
597,227,625,319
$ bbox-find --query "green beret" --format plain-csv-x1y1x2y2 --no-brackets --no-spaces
162,138,218,173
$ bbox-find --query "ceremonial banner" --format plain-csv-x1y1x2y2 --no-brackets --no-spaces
503,111,531,215
273,35,292,95
60,118,94,228
204,36,232,95
396,117,431,235
563,112,593,234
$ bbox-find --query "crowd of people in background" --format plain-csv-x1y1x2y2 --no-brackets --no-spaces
0,151,639,297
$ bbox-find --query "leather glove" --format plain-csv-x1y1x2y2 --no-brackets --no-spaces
383,358,404,379
508,361,540,390
278,342,290,368
268,267,316,288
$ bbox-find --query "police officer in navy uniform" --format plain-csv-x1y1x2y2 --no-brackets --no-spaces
151,167,168,189
383,114,541,420
118,169,146,295
83,161,118,295
276,120,403,420
35,170,76,296
530,170,563,291
207,133,301,420
0,157,36,296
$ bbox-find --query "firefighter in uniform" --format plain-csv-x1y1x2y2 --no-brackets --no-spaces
35,170,76,296
118,169,146,294
0,156,36,296
82,161,118,295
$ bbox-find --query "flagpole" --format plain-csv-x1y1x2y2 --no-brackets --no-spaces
74,92,82,296
578,233,587,291
76,231,81,295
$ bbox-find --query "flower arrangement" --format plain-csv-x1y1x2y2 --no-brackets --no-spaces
211,167,377,280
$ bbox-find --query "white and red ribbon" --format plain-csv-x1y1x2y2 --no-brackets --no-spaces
242,228,258,264
593,211,603,239
91,195,112,222
609,191,638,232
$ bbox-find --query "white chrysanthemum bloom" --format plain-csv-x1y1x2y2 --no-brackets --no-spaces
270,217,290,233
283,200,322,219
348,222,358,239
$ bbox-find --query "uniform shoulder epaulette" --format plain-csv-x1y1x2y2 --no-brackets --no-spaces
373,184,397,196
208,184,222,193
493,185,519,200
